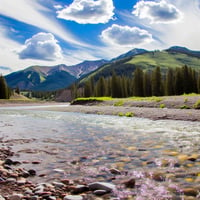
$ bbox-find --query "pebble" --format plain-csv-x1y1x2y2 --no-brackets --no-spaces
123,178,135,188
52,181,65,188
0,195,5,200
88,182,116,192
8,194,23,200
63,195,83,200
109,168,121,175
93,190,108,196
72,185,89,194
182,188,198,197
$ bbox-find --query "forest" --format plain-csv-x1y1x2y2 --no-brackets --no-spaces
72,65,200,99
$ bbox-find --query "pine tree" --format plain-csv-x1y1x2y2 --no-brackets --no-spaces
174,68,183,95
143,71,152,97
133,68,144,96
96,76,106,97
111,71,120,98
0,75,9,99
152,66,162,96
166,68,175,96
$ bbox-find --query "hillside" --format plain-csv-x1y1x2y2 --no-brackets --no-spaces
5,60,106,91
80,47,200,84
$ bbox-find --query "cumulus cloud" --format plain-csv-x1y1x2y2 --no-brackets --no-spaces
56,0,115,24
133,0,183,24
19,33,63,61
101,24,153,47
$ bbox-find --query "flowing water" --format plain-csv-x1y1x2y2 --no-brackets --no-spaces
0,105,200,199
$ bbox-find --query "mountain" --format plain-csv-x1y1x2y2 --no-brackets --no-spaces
111,48,148,61
80,46,200,84
166,46,200,58
5,60,107,91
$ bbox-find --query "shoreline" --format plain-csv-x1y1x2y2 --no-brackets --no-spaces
0,95,200,122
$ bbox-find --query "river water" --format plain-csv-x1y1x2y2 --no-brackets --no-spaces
0,105,200,199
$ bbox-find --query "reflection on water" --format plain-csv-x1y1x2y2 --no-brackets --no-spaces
0,106,200,198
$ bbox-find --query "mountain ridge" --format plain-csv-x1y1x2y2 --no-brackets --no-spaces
5,46,200,91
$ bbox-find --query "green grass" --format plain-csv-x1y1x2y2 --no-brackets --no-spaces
114,100,124,106
75,97,113,101
126,51,200,69
193,100,200,109
159,104,166,108
128,96,164,102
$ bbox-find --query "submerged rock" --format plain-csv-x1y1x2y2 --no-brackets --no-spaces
64,195,83,200
88,182,116,192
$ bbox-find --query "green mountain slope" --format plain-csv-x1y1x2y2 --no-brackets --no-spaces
80,49,200,84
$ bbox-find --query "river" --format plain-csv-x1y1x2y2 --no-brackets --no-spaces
0,105,199,199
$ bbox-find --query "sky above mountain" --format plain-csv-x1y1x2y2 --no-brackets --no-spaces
0,0,200,74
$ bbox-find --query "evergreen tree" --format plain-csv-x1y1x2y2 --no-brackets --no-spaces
133,68,144,96
111,71,120,98
96,76,106,97
84,80,92,97
166,68,175,96
174,68,183,95
152,66,162,96
143,71,152,97
197,73,200,94
0,75,9,99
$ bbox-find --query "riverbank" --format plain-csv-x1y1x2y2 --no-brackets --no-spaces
33,95,200,121
1,95,200,121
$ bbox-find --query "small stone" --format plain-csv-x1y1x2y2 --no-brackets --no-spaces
109,168,121,175
17,177,26,185
123,178,136,188
182,188,198,197
6,178,16,183
52,181,65,188
32,161,41,164
28,169,36,176
93,190,108,196
4,159,13,165
8,194,24,200
63,195,83,200
0,195,5,200
72,185,89,194
152,172,165,182
88,182,116,192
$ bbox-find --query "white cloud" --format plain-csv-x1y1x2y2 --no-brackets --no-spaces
19,32,63,61
57,0,115,24
101,24,153,47
133,0,183,24
0,0,88,47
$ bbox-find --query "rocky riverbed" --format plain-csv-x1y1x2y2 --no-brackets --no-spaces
0,138,200,200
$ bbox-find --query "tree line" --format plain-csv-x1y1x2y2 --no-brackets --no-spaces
0,75,11,99
72,65,200,98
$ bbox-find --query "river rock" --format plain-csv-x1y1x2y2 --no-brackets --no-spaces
0,195,5,200
8,194,23,200
28,169,36,176
63,195,83,200
123,178,136,188
72,185,89,194
93,190,108,196
182,188,198,196
109,168,121,175
52,181,65,188
88,182,116,192
4,159,13,165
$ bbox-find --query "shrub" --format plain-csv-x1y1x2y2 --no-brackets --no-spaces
125,112,134,117
193,100,200,109
114,100,124,106
180,105,190,109
159,104,165,108
118,112,124,117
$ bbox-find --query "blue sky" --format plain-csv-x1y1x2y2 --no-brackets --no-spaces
0,0,200,74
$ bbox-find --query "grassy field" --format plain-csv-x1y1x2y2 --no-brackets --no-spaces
126,51,200,69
